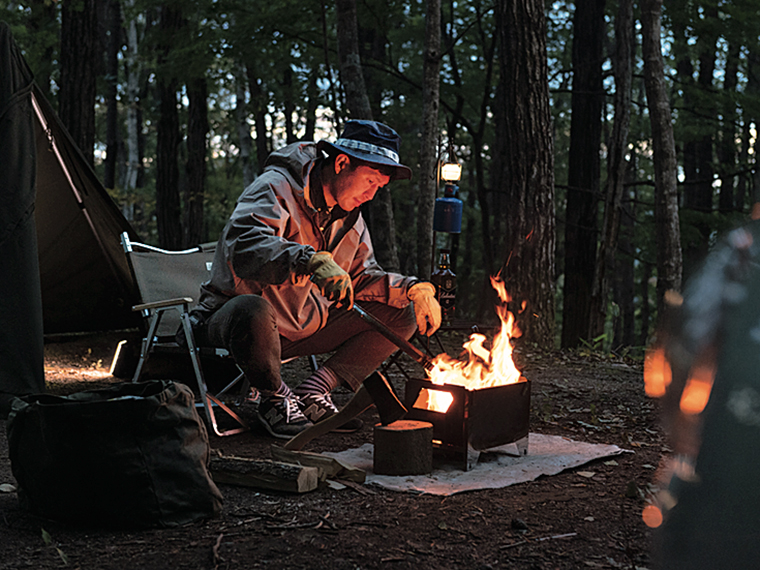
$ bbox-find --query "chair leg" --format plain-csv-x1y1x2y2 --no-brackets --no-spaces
179,311,248,437
132,310,163,383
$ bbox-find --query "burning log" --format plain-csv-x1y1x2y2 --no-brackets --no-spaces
373,420,434,475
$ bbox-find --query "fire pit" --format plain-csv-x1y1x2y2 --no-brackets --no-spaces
403,275,530,470
404,378,530,470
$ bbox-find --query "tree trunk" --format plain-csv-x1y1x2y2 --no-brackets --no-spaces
104,0,122,190
304,69,319,142
155,4,183,249
416,0,441,280
641,0,683,316
335,0,372,119
638,260,652,346
320,0,341,132
245,63,270,175
676,7,718,279
123,0,143,196
613,183,636,348
494,0,556,348
59,0,100,165
718,43,741,213
184,77,208,246
283,67,296,144
335,0,400,272
589,0,633,339
234,62,255,188
561,0,605,348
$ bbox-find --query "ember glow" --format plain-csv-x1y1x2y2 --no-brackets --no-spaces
679,362,715,415
643,346,672,398
423,276,524,412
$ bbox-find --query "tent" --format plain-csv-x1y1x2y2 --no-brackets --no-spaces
1,22,141,406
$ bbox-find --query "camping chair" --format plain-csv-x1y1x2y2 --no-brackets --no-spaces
120,232,250,436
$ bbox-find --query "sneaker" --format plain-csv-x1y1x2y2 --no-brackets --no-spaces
297,392,364,433
256,394,313,439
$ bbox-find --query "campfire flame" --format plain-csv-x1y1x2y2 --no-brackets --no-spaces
423,276,524,412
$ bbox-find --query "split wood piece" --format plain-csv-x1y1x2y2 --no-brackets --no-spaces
270,446,366,483
373,420,434,476
210,455,319,494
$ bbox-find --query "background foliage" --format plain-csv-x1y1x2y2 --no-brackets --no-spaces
4,0,760,352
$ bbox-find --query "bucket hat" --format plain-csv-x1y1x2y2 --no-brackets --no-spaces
317,120,412,181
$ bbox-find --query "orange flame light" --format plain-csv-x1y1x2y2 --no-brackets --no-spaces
424,276,524,412
679,362,715,415
643,346,672,398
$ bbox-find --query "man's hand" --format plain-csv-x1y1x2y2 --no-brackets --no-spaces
307,251,354,309
407,282,441,336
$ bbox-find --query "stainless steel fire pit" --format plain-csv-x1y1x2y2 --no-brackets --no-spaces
404,378,530,470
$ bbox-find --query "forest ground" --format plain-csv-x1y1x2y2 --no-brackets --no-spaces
0,328,663,570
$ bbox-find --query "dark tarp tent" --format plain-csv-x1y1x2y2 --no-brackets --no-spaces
1,22,141,407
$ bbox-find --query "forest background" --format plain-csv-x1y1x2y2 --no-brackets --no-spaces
3,0,759,355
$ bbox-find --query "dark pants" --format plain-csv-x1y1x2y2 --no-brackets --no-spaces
198,295,416,393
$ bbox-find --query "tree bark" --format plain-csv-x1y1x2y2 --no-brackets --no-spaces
184,77,208,246
718,43,741,213
245,62,270,175
335,0,400,272
104,0,122,190
416,0,441,280
561,0,606,348
674,5,717,278
641,0,683,316
155,4,182,249
123,0,143,196
589,0,633,339
336,0,372,119
59,0,100,166
494,0,556,348
234,62,255,188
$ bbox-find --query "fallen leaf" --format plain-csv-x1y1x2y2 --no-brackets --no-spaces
0,483,16,493
583,516,595,522
603,460,619,466
577,471,596,478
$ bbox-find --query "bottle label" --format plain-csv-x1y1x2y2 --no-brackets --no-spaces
437,279,456,312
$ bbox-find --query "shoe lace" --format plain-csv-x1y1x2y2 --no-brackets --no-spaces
309,392,339,413
283,394,307,422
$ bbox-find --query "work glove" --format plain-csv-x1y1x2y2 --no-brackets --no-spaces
407,282,442,336
307,251,354,309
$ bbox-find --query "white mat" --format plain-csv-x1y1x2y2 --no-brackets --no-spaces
325,432,631,495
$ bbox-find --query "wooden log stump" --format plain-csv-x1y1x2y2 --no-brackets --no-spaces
210,455,319,493
373,420,433,476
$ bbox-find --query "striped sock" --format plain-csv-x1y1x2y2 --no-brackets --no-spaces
294,366,340,397
261,381,293,401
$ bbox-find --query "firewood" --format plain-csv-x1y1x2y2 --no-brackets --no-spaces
270,446,366,483
373,420,434,476
210,455,318,494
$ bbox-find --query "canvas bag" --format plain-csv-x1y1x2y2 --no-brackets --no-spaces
6,379,223,528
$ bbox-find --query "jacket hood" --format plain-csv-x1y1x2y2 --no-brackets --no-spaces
264,142,318,191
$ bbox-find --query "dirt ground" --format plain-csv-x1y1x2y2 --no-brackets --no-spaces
0,329,663,570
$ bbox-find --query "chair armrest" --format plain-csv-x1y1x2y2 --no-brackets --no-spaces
131,297,194,312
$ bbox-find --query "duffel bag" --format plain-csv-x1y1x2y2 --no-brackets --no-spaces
6,379,223,528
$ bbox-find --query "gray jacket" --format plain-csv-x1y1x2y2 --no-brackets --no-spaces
194,141,416,341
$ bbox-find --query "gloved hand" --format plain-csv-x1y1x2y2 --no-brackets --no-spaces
407,282,442,336
307,251,354,309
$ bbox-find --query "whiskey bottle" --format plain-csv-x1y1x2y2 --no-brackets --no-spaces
431,249,456,323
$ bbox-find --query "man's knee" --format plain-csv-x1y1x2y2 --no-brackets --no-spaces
207,295,278,347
